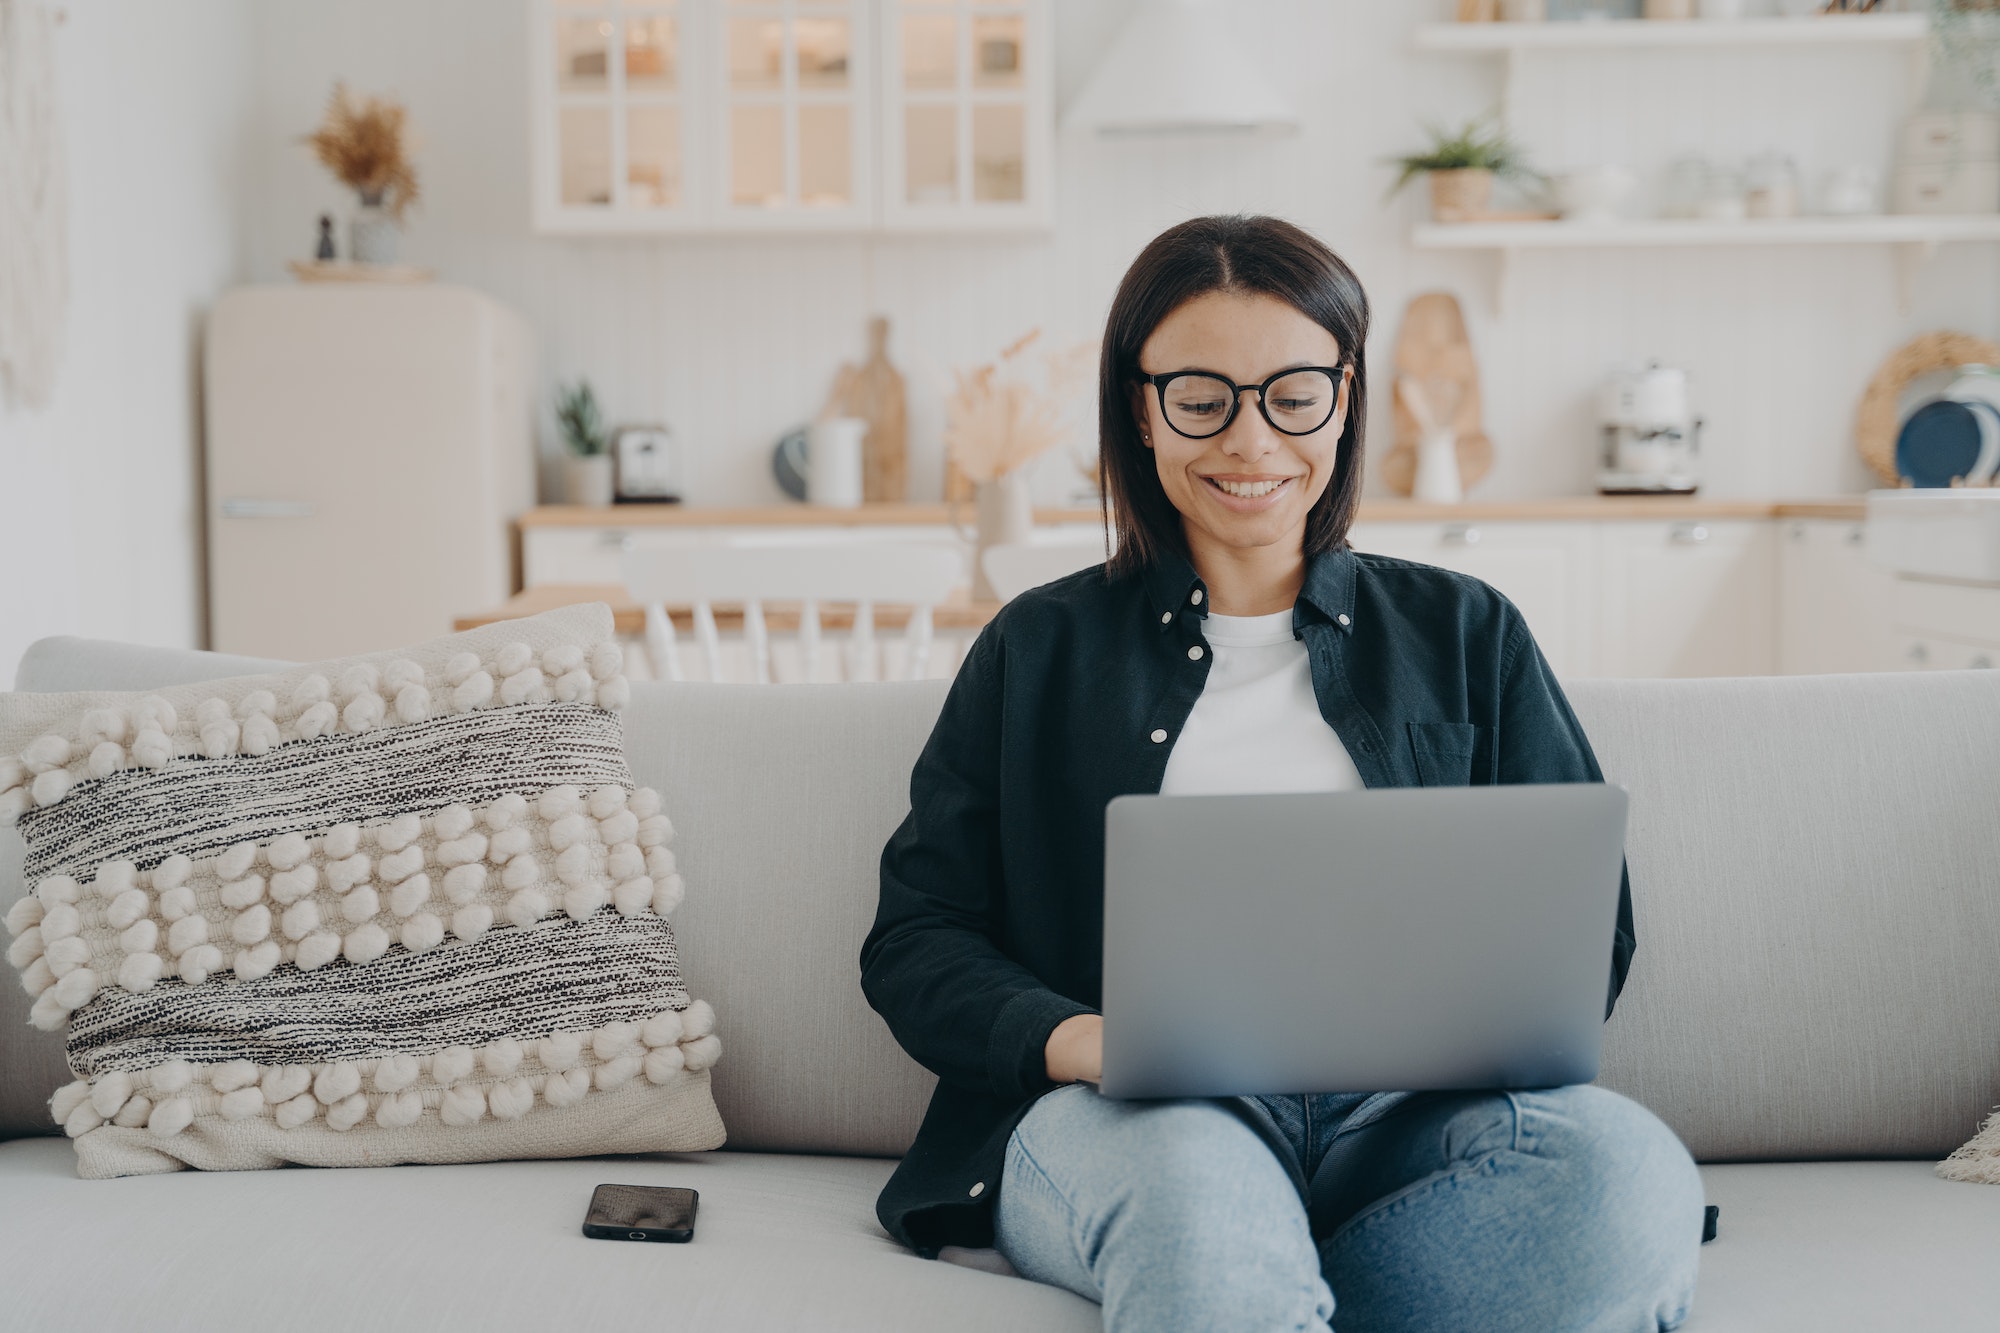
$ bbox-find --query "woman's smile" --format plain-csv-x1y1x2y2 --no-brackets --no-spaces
1199,473,1299,506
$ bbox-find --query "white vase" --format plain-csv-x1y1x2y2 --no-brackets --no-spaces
808,417,867,508
972,471,1034,600
564,454,614,507
351,194,400,265
1413,429,1464,505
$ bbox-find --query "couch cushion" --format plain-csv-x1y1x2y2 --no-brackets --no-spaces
3,1136,1992,1331
13,637,290,694
624,681,946,1157
1572,672,2000,1161
1680,1162,2000,1332
0,1137,1098,1331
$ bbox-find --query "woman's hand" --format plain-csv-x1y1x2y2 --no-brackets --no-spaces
1044,1014,1103,1085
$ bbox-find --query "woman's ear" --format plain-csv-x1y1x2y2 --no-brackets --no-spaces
1128,385,1153,449
1327,365,1354,439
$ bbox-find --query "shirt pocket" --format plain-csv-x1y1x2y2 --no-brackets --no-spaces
1406,721,1492,787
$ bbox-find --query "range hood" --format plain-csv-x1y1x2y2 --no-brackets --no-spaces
1063,0,1301,138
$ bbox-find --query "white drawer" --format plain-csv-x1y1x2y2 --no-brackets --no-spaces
1890,575,2000,645
1899,635,2000,672
1893,161,2000,216
1901,111,2000,165
522,522,1011,588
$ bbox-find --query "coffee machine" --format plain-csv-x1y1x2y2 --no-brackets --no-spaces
1597,362,1702,495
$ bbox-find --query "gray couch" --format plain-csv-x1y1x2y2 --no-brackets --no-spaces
4,635,1999,1331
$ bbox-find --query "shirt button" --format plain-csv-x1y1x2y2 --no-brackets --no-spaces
1150,728,1168,744
969,1181,986,1198
1187,645,1204,661
1160,611,1172,625
1190,589,1204,605
1337,613,1351,627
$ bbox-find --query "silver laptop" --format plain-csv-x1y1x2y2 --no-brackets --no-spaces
1098,784,1629,1100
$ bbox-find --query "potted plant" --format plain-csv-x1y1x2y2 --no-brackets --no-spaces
555,380,614,508
1389,117,1540,223
305,84,419,265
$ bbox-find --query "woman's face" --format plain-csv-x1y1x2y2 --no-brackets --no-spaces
1135,290,1349,562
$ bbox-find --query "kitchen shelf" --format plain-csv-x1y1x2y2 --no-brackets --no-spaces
1413,14,1927,53
1413,215,2000,249
1415,214,2000,313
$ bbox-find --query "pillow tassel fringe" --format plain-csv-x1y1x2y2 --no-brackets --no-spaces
1937,1106,2000,1185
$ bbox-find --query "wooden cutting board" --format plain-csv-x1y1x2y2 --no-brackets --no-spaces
1379,292,1494,496
823,316,909,503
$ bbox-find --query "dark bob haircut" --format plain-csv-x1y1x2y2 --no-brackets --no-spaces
1098,214,1370,577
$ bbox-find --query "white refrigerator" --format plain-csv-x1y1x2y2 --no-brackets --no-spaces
205,285,535,660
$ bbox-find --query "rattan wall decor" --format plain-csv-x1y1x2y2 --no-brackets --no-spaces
1855,331,2000,484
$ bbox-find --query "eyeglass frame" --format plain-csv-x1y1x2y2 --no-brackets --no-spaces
1136,363,1353,441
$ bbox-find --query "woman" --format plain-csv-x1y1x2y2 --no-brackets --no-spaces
861,215,1703,1332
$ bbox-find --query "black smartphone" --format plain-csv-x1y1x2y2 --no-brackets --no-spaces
582,1183,699,1243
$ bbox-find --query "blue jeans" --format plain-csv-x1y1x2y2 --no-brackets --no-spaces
993,1083,1703,1332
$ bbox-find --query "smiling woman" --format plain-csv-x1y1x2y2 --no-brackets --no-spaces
860,215,1689,1333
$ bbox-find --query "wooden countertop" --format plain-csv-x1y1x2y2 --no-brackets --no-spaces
521,503,1100,528
521,497,1868,527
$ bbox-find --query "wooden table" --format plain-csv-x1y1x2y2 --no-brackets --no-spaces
453,583,1004,634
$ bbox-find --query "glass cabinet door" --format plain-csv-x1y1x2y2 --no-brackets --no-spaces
536,0,697,229
716,0,872,226
532,0,1047,233
881,0,1050,230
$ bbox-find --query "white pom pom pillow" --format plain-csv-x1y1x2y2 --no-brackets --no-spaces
0,603,724,1178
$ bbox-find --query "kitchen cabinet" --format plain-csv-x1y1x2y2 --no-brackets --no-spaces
1887,575,2000,672
529,0,1051,234
1594,519,1777,679
878,0,1053,231
519,504,1097,586
1777,518,1904,675
534,0,703,231
713,0,875,231
525,520,963,586
1349,520,1594,679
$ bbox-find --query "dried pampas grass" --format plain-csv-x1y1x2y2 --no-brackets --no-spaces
306,84,420,219
945,330,1097,485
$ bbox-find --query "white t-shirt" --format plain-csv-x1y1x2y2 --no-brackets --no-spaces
1158,607,1365,797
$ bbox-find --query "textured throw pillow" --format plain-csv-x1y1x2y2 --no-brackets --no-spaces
1940,1112,2000,1184
0,603,723,1178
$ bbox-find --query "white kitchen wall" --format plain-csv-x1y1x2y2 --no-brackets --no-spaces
240,0,1993,511
0,0,254,673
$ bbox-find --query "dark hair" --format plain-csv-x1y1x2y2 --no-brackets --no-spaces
1098,215,1370,577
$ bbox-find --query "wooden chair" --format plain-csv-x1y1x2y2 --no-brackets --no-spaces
623,542,967,684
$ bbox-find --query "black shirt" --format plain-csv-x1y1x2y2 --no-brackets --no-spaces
859,545,1636,1255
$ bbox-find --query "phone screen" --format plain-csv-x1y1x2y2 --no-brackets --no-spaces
583,1183,699,1243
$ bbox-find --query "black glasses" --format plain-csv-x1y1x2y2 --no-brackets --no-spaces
1138,365,1349,440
